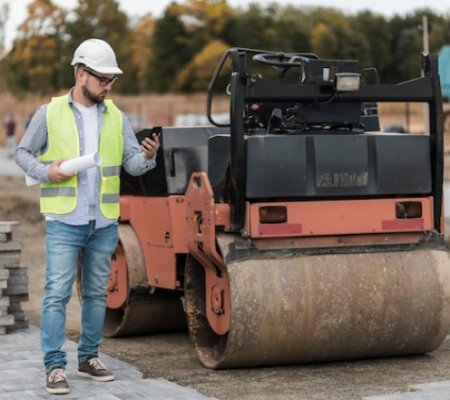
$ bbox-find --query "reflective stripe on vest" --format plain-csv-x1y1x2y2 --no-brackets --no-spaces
102,166,121,177
102,193,120,203
41,187,77,197
39,95,123,218
99,99,123,219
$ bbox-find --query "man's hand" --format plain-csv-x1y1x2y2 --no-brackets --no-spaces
140,132,160,159
48,160,75,183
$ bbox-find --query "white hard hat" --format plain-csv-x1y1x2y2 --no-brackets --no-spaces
71,38,123,75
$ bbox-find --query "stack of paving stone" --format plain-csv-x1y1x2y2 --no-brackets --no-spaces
0,221,29,334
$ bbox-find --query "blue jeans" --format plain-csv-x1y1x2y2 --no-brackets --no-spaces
41,221,119,373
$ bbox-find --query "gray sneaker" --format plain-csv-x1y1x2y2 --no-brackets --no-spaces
46,368,70,394
77,357,115,382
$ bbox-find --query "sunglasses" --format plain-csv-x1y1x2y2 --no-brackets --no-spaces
83,68,119,86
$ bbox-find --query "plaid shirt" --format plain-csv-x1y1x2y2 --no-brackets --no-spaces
15,90,155,229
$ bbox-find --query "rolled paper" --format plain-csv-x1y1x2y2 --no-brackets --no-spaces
25,152,102,186
59,152,102,173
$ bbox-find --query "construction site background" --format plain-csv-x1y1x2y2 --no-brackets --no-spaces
0,93,438,146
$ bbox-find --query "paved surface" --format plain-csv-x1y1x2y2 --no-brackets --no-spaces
0,326,214,399
364,381,450,399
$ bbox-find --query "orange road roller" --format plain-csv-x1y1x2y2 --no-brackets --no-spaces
105,48,450,369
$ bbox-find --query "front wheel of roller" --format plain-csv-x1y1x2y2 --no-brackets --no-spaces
184,255,228,368
185,239,450,369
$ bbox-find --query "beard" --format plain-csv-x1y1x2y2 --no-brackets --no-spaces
81,84,107,104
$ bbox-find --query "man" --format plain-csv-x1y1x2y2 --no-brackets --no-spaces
15,38,160,395
4,112,17,157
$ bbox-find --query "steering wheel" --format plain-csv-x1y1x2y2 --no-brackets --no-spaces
252,52,316,67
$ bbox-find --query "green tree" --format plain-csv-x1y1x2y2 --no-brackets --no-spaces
224,4,279,50
131,13,155,93
0,2,10,91
225,4,313,53
351,11,392,81
275,6,312,53
309,8,370,63
6,0,66,95
148,0,234,92
394,27,422,81
388,11,430,82
174,39,230,92
310,22,337,58
4,1,450,95
147,4,189,92
0,1,9,57
410,10,450,52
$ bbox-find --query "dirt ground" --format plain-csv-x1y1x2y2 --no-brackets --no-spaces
3,151,450,400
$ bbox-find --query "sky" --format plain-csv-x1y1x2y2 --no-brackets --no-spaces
5,0,450,51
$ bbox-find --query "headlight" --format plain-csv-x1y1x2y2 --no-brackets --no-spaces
335,72,361,92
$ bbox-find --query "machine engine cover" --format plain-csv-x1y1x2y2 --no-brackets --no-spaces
246,133,431,198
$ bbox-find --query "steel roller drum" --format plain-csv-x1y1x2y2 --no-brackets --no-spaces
104,290,186,337
104,224,186,337
185,239,450,369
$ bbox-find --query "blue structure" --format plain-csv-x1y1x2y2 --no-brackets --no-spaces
439,46,450,99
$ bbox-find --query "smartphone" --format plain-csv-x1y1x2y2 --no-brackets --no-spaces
148,126,162,140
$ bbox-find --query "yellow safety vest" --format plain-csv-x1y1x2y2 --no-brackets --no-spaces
39,95,123,219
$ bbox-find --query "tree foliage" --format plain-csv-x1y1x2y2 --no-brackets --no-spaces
224,4,279,50
147,4,191,93
6,0,66,95
2,0,450,95
351,11,392,81
148,0,234,92
131,13,155,93
0,1,9,57
0,1,10,91
174,39,230,92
